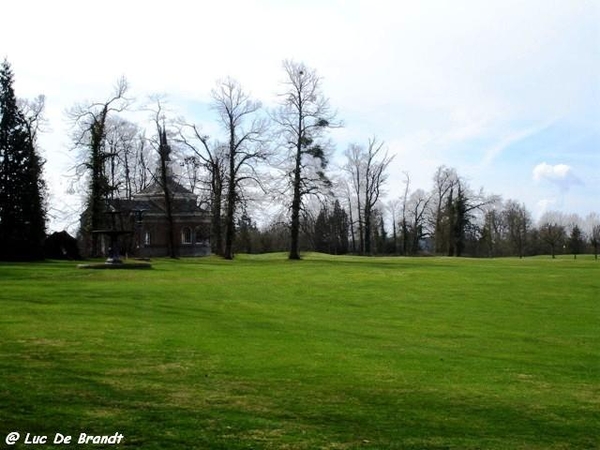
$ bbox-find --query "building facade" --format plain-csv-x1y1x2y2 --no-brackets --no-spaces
115,176,211,258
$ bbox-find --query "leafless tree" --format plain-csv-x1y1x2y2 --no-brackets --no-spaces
399,172,411,255
104,117,141,200
273,60,339,260
538,211,567,258
503,200,531,258
429,166,459,254
407,188,431,255
385,197,401,255
362,138,393,255
212,77,267,260
143,99,179,258
344,137,393,255
19,95,47,144
176,122,227,256
132,131,153,194
67,77,130,257
339,179,357,253
343,143,364,253
585,213,600,260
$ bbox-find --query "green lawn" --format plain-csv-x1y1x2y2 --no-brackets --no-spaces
0,254,598,449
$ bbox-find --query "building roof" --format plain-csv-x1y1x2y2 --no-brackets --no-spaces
111,176,208,217
136,176,196,198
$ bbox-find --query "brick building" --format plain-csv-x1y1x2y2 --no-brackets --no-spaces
115,176,211,258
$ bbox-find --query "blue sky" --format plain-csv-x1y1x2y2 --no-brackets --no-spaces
1,0,598,231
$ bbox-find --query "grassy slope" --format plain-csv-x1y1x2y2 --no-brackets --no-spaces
0,254,598,449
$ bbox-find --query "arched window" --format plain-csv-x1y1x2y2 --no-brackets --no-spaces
181,227,192,245
144,231,151,246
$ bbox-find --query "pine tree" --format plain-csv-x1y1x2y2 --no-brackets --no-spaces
569,225,584,259
0,59,46,260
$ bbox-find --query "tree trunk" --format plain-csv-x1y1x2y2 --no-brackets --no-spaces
161,170,176,259
224,128,236,260
289,98,303,260
364,206,371,255
289,156,302,260
348,201,356,253
211,187,223,256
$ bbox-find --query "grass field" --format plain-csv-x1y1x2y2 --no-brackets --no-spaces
0,254,598,449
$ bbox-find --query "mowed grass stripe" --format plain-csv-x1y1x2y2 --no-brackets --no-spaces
0,254,598,449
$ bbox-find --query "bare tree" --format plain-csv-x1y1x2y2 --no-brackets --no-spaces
273,60,338,260
139,99,181,258
539,223,565,258
340,179,358,253
133,131,152,194
343,143,364,253
407,189,431,255
362,138,393,255
538,211,567,258
450,180,499,256
104,117,140,200
68,77,129,257
344,138,393,255
585,213,600,260
211,78,267,260
177,122,227,257
399,172,411,255
429,166,459,255
386,197,401,255
19,95,47,144
503,200,531,258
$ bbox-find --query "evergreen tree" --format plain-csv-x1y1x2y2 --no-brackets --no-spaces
0,59,46,260
569,225,584,259
313,201,349,255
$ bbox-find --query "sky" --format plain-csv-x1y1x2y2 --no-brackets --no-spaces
1,0,598,232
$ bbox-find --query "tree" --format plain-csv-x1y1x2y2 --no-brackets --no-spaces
569,224,584,259
344,143,365,254
343,137,392,255
406,189,430,255
0,59,47,260
386,197,401,255
586,213,600,260
398,172,411,256
69,77,129,257
440,176,497,257
104,117,141,200
503,200,531,258
132,131,153,194
481,206,503,257
429,166,459,254
591,224,600,260
539,219,565,259
341,179,358,253
154,117,177,258
177,123,227,256
273,60,338,260
212,78,266,260
362,138,392,255
313,200,349,255
235,211,256,254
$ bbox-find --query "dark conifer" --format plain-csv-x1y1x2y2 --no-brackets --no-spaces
0,59,46,260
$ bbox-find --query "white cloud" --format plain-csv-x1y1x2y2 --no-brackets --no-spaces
532,162,583,191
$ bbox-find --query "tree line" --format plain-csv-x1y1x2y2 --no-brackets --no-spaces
1,58,598,261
